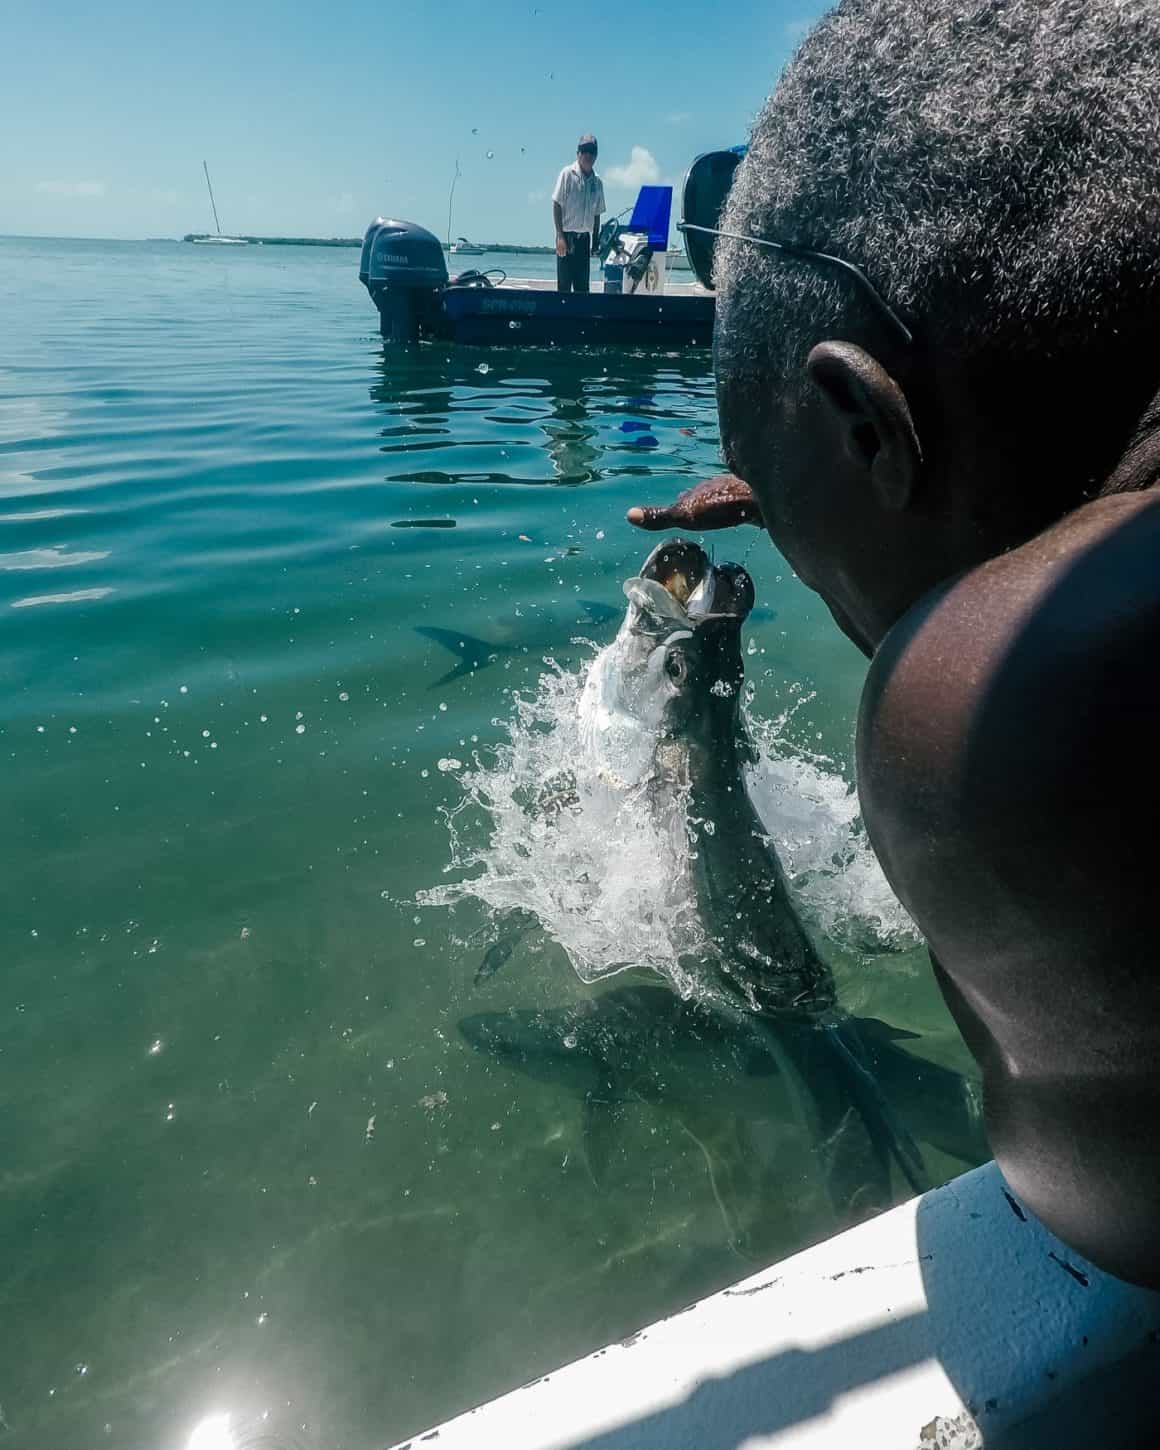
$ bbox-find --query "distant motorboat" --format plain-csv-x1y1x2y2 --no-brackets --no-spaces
193,161,249,245
360,186,713,348
449,237,486,255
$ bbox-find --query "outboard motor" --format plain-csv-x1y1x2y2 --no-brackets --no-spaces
360,219,449,342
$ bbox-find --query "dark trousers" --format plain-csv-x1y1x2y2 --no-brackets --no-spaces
557,232,592,293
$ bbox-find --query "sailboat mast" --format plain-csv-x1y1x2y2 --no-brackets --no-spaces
446,157,461,250
202,160,223,236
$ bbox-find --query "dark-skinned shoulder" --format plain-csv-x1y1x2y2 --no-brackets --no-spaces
857,492,1160,1284
858,490,1160,980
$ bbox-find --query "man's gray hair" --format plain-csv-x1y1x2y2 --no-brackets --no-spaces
718,0,1160,384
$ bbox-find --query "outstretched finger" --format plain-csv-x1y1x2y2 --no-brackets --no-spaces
626,475,763,533
625,504,679,531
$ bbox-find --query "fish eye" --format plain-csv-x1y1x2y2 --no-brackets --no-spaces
664,648,688,685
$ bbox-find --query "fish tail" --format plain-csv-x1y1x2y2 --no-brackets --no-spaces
824,1022,927,1197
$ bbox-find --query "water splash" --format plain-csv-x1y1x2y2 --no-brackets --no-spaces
420,639,916,993
743,716,918,952
420,653,707,991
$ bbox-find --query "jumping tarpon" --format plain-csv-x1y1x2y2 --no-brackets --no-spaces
461,540,987,1217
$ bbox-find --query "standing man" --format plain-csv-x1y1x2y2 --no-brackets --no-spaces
552,135,605,294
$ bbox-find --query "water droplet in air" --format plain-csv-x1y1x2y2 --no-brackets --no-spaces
148,1039,163,1056
295,724,306,735
338,692,349,702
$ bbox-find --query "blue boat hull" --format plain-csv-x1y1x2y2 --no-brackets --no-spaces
368,282,714,348
437,285,712,346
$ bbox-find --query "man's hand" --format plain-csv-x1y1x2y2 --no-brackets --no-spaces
555,235,568,257
626,474,764,531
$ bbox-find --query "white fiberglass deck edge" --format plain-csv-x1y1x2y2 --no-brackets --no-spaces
389,1162,1160,1450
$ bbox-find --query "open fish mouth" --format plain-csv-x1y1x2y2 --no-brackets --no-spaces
638,538,754,625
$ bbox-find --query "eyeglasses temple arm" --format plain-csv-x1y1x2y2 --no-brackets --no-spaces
678,221,914,348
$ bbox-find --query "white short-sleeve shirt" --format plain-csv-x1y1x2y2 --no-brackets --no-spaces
552,162,606,233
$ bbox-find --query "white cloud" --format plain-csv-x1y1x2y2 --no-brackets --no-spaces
605,146,661,189
784,17,813,41
35,180,106,198
666,112,691,125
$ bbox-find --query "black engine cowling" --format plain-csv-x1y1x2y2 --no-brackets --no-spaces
360,219,449,342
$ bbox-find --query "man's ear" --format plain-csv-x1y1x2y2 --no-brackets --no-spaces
806,341,923,512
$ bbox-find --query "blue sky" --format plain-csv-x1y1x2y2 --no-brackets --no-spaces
1,0,828,243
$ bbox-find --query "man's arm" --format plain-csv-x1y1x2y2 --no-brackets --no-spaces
552,201,567,256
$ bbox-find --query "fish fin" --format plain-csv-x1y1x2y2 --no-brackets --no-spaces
430,661,479,689
852,1015,923,1043
415,625,508,688
826,1023,927,1196
860,1036,989,1166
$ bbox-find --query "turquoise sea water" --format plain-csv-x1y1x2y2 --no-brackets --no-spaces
0,237,980,1450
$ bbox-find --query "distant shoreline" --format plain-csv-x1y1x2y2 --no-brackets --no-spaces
181,233,557,254
178,234,690,266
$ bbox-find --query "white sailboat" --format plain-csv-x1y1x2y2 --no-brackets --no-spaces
192,162,249,244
